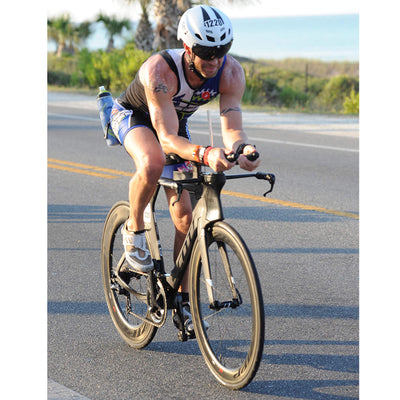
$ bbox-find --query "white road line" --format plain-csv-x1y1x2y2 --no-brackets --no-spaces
248,136,359,153
48,112,98,122
48,113,358,153
191,130,359,153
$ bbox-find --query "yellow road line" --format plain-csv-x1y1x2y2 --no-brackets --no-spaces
48,158,358,219
222,190,359,219
48,158,132,177
48,163,119,179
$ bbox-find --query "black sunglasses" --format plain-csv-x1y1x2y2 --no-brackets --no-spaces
192,40,233,61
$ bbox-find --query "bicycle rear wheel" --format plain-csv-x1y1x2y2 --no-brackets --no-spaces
101,201,157,349
190,221,264,389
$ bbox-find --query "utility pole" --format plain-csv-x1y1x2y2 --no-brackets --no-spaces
305,63,309,93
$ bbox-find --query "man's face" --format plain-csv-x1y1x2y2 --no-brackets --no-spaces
193,55,224,79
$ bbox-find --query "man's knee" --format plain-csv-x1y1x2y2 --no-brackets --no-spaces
136,152,165,183
124,128,165,182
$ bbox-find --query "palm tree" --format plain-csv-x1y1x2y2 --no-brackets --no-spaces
75,22,93,49
48,15,93,56
66,21,93,55
153,0,247,50
124,0,248,51
151,0,246,50
96,13,132,52
153,0,180,50
134,0,154,51
47,14,73,57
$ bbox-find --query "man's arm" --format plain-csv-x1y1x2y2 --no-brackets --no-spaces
219,56,260,171
141,55,195,159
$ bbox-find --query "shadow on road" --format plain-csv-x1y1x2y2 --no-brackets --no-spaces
48,204,110,223
243,379,358,400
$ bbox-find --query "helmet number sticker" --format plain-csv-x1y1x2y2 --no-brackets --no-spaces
204,19,224,28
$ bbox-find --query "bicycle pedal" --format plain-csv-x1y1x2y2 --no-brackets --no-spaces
187,331,196,340
119,263,143,280
177,330,188,342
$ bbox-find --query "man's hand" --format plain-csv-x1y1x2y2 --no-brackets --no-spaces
206,147,236,172
237,144,260,171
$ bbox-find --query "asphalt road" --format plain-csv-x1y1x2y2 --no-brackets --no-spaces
47,92,359,400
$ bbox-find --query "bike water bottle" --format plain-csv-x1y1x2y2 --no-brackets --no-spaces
96,86,119,146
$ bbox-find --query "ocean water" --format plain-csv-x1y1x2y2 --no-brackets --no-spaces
48,14,358,62
230,14,358,61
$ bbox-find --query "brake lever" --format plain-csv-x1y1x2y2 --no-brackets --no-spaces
255,172,276,196
159,177,183,206
172,184,183,206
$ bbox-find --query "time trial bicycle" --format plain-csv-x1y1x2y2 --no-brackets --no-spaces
101,151,275,389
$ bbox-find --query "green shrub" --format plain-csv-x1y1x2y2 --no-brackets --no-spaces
317,75,359,112
114,44,150,91
242,65,266,104
76,49,99,88
279,86,309,109
343,88,359,114
48,70,72,86
47,54,77,74
47,48,359,113
48,45,150,91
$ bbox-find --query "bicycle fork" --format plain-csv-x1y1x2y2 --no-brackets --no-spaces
198,223,242,311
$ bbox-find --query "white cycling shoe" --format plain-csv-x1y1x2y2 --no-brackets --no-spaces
121,224,154,273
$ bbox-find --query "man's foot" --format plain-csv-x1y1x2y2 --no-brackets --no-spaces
121,224,154,273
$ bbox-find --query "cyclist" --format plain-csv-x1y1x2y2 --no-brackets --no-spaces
110,5,260,331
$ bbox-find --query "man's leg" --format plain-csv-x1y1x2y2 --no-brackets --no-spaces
123,127,165,232
121,127,165,272
167,189,210,335
165,188,192,292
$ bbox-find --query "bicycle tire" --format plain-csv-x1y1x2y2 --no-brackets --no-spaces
189,221,264,389
101,201,157,349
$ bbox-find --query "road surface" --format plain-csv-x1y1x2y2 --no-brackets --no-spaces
47,92,358,400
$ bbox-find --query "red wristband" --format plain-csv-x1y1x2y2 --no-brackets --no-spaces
203,146,213,166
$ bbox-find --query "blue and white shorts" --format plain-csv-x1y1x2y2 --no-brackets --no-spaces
110,100,156,144
110,101,190,179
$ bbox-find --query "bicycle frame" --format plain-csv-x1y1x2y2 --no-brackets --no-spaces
143,161,275,309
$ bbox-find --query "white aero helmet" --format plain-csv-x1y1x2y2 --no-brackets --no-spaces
177,5,233,60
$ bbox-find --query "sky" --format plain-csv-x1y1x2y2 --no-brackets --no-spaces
47,0,359,22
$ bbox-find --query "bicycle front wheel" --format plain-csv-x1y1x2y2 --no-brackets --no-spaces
190,221,264,390
101,201,157,349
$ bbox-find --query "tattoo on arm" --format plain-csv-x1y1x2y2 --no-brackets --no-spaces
153,82,168,94
220,107,242,116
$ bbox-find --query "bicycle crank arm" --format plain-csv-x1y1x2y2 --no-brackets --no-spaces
114,273,147,302
114,255,147,299
113,279,167,328
112,275,165,328
127,307,166,328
